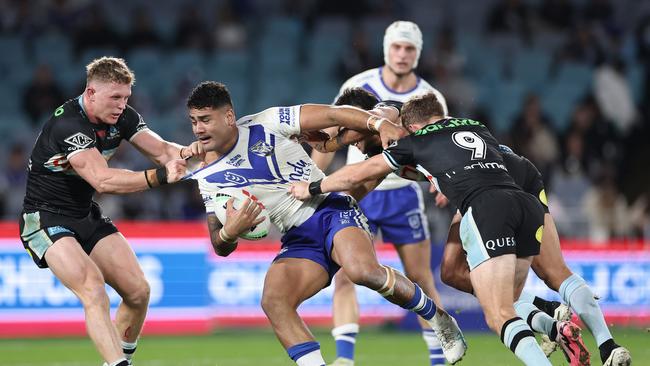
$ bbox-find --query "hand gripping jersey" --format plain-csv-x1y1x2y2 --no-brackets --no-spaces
383,117,519,214
190,106,327,233
23,96,149,217
338,67,448,190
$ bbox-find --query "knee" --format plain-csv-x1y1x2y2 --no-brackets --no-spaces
123,278,151,308
80,280,110,309
344,263,384,289
439,266,456,288
334,272,355,292
261,290,291,317
404,265,432,285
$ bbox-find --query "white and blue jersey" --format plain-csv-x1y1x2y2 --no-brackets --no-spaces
337,67,447,244
191,106,327,233
190,106,369,282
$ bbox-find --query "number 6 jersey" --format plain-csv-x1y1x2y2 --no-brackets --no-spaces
382,117,519,214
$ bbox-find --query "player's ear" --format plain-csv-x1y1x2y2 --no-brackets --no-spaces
85,86,95,101
225,107,236,126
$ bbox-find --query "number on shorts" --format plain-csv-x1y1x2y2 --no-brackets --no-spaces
452,131,486,160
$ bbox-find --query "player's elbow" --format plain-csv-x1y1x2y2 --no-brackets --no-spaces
93,178,112,194
213,240,237,257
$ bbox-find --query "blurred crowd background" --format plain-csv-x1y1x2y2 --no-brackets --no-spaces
1,0,649,243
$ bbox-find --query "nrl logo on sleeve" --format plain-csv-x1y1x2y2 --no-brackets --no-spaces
64,132,94,149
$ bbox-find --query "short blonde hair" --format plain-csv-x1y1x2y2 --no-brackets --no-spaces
86,56,135,85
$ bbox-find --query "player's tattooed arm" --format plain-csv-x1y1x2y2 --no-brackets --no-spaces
207,213,238,257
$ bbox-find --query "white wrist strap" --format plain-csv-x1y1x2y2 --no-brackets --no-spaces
219,228,237,243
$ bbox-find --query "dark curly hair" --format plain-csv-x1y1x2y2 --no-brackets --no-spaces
186,81,233,110
334,87,378,110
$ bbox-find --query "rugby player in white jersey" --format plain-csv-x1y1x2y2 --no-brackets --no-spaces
183,81,467,366
311,21,448,366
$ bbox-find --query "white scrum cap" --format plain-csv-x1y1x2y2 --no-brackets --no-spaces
383,20,423,69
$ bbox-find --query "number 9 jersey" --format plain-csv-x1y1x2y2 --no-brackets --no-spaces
382,118,519,214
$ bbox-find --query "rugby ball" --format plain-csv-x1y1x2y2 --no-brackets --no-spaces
213,187,270,240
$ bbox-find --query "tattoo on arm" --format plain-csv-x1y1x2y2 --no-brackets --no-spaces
207,213,237,256
207,214,223,245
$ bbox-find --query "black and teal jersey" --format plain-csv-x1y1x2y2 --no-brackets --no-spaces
23,96,148,217
382,117,519,214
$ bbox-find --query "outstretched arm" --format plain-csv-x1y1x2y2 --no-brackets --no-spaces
289,154,393,200
69,148,187,194
130,130,204,165
299,104,405,148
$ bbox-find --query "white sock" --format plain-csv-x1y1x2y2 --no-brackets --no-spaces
296,349,326,366
559,274,613,346
121,340,137,361
514,298,556,338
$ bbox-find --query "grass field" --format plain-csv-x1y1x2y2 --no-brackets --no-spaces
1,327,647,366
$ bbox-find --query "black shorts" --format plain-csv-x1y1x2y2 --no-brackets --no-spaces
459,188,544,270
18,202,119,268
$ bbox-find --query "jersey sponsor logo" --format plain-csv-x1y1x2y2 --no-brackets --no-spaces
278,107,291,125
249,140,274,156
224,172,248,185
414,118,483,136
63,132,94,150
47,226,73,236
287,159,312,181
485,236,516,250
226,154,245,167
463,161,507,171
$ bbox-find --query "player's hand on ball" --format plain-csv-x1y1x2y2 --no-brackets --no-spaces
289,181,311,201
165,159,188,183
222,197,266,238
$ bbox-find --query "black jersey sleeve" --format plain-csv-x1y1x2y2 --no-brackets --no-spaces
120,105,149,141
521,156,550,213
51,117,97,158
382,135,415,170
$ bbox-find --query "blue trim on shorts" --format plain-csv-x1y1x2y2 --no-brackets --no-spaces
460,207,490,270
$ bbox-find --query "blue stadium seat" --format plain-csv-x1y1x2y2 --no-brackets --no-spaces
626,61,644,104
512,47,552,90
205,51,250,85
486,81,528,134
0,35,27,70
33,33,73,71
252,74,295,112
553,61,593,91
541,81,587,130
80,47,123,65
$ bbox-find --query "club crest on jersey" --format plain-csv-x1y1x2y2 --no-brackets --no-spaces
107,126,120,139
250,140,274,156
64,132,94,150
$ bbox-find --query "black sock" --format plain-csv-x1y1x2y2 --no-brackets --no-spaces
549,321,558,341
533,296,561,318
599,338,619,363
